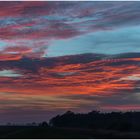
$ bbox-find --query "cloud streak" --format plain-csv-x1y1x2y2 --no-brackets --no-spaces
0,2,140,60
0,1,140,123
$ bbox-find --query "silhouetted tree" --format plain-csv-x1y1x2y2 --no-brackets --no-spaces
6,122,12,126
49,110,140,132
31,122,37,126
39,121,49,127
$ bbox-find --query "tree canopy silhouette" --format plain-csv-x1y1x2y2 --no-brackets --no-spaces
49,110,140,131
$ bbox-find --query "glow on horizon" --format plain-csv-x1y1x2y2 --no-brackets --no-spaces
0,1,140,123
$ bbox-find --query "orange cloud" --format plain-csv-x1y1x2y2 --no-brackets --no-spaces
0,55,139,96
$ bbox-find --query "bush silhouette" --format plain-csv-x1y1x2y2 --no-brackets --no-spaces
49,110,140,132
39,121,49,127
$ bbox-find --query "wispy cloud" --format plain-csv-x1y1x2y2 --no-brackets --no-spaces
0,1,140,123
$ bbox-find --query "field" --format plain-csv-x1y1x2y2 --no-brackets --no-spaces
0,126,140,139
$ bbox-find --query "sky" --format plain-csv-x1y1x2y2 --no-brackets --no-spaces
0,1,140,124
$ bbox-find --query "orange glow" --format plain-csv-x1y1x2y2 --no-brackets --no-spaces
0,57,139,96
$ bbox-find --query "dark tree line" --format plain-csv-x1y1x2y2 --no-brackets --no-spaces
49,110,140,132
4,110,140,132
5,121,49,127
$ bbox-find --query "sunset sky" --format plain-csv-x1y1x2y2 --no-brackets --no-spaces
0,1,140,124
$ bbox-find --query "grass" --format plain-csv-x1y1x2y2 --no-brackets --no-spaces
0,126,140,139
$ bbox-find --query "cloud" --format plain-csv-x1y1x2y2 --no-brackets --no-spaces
1,2,140,60
0,53,139,96
0,52,140,122
0,70,22,77
0,1,140,122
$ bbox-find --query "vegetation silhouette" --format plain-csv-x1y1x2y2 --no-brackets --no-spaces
1,110,140,138
49,110,140,132
39,121,49,127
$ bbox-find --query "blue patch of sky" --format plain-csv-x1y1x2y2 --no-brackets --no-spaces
0,17,18,27
0,41,7,51
46,26,140,57
42,15,67,21
0,70,22,77
42,13,102,23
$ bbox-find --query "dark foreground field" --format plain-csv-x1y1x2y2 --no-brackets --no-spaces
0,126,140,139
